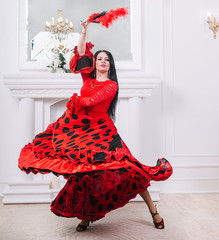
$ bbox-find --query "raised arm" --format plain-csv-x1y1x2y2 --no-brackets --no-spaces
77,19,90,56
69,19,95,80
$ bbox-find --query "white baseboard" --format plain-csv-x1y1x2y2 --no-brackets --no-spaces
0,182,7,197
2,179,52,204
159,178,219,193
3,177,219,204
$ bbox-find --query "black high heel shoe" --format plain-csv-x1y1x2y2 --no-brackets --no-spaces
76,220,90,232
150,205,165,229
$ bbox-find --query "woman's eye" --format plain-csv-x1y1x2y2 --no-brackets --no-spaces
97,58,109,61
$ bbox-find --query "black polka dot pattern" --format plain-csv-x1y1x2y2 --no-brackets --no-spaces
105,192,109,200
99,125,107,129
62,127,70,133
70,154,76,159
86,129,94,133
98,204,103,212
82,125,90,131
97,119,105,124
95,144,102,147
72,114,78,120
58,196,64,204
64,117,70,124
62,112,66,119
93,136,100,140
49,166,151,221
117,184,122,191
107,203,114,210
34,141,41,146
56,140,64,145
112,194,118,202
35,104,127,166
81,118,90,124
132,182,137,190
67,131,75,137
70,134,79,139
73,125,81,129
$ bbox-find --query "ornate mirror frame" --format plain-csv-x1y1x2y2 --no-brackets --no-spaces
18,0,142,71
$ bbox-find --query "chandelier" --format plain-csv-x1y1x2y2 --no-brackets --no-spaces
44,10,75,73
206,13,219,39
45,10,74,36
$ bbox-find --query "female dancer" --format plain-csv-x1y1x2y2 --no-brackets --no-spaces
18,19,172,232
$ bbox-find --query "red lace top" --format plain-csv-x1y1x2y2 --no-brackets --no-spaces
69,43,118,118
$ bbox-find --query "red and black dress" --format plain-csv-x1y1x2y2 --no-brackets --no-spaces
18,43,173,222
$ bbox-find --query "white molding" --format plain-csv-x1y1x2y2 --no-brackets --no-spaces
3,72,160,80
174,153,219,157
172,164,219,168
18,0,143,71
163,0,219,159
163,0,175,159
162,190,219,194
0,182,7,197
2,179,52,204
161,1,219,195
5,88,156,99
3,73,160,99
159,179,219,194
3,72,161,86
169,178,219,181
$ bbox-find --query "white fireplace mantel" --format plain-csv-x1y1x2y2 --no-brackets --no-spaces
4,73,160,99
3,72,161,204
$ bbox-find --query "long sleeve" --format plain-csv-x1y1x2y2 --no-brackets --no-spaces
69,42,95,82
78,81,118,107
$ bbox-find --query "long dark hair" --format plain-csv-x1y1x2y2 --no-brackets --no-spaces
91,50,119,122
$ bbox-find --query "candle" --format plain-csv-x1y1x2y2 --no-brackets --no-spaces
58,17,63,23
207,12,211,21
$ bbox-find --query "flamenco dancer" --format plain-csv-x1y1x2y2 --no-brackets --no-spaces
18,9,172,232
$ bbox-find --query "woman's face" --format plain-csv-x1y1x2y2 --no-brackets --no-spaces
95,52,110,73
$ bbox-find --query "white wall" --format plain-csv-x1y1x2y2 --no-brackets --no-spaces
159,0,219,193
0,0,20,195
0,0,219,197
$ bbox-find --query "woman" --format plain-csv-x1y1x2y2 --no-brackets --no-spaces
18,20,172,232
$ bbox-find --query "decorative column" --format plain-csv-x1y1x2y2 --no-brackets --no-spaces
127,97,160,201
128,97,143,160
119,84,161,201
18,98,35,180
2,98,51,204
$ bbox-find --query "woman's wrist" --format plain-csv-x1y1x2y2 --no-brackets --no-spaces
81,30,87,34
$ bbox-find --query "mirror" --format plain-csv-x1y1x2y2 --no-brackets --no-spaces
19,0,142,70
27,0,131,66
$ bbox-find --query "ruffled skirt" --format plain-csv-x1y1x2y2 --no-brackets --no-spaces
18,101,172,221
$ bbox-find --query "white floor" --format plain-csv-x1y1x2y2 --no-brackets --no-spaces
0,193,218,240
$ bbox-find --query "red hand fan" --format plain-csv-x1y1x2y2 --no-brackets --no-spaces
87,7,128,28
